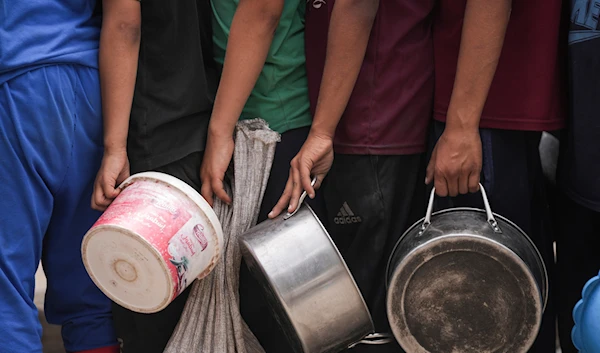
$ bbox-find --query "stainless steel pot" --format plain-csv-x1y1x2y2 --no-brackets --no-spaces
239,186,392,353
386,185,548,353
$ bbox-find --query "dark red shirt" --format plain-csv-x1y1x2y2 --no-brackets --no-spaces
433,0,567,131
305,0,435,155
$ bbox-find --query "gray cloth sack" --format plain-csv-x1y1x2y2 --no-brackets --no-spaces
164,119,280,353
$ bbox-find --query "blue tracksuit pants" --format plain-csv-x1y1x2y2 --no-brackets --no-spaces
0,65,117,352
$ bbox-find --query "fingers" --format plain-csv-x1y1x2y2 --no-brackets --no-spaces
103,177,121,200
433,175,449,197
446,174,460,197
287,163,303,213
428,149,478,197
299,162,315,199
427,149,453,197
269,173,294,219
468,171,480,193
434,170,480,197
459,163,480,195
211,177,232,205
425,155,435,185
118,169,131,185
91,176,120,211
313,175,324,190
91,183,109,211
200,181,214,207
458,173,469,195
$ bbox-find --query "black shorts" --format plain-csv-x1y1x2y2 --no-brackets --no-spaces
322,153,426,353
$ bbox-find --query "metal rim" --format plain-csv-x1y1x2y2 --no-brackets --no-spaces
386,234,544,353
240,205,375,351
385,207,549,310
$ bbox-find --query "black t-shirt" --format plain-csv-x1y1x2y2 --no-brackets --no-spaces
558,0,600,212
128,0,218,172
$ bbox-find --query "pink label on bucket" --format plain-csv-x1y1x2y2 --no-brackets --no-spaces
93,180,195,296
91,177,218,302
94,181,191,238
166,222,212,293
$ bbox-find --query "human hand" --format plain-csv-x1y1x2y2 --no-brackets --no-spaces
425,127,482,197
269,131,334,218
200,131,234,206
91,149,130,211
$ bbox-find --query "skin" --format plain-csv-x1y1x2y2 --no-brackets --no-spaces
199,0,285,206
268,0,380,218
91,0,141,211
425,0,512,197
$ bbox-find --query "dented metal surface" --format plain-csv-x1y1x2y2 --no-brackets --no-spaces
386,186,548,353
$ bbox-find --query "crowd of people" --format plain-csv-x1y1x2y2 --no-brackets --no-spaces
1,0,598,353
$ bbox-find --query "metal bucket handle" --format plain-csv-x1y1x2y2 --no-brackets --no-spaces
283,178,317,220
420,183,502,235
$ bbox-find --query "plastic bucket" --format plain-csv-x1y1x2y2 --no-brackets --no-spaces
82,172,223,313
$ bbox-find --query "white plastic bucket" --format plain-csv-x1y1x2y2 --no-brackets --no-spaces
82,172,223,313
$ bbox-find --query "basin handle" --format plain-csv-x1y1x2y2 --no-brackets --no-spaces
348,333,395,348
283,177,317,220
420,183,501,235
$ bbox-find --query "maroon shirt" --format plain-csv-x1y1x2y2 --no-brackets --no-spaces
433,0,567,131
305,0,435,155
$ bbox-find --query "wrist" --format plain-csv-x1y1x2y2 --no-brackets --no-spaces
308,129,335,143
445,111,480,134
309,122,336,141
208,121,236,139
103,140,127,154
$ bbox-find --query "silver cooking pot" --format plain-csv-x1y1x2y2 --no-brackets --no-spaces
239,185,392,353
386,185,548,353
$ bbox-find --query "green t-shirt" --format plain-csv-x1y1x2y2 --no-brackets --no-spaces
211,0,312,134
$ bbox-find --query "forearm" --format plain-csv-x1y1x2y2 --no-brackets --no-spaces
311,0,379,138
446,0,511,132
209,0,283,138
99,0,141,152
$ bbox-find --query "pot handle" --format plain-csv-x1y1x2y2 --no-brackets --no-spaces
420,183,502,234
348,333,395,349
283,177,317,220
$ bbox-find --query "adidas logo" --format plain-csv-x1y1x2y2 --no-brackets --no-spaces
333,202,362,225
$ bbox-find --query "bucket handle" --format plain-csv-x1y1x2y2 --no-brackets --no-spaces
348,333,395,349
283,177,317,220
420,183,501,235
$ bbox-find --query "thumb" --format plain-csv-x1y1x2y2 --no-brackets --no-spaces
300,162,315,199
425,155,435,185
313,174,324,190
102,177,120,200
118,167,131,184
